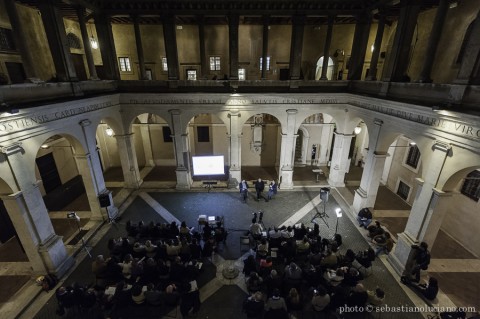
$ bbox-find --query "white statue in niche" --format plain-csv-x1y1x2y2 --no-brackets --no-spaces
251,114,264,154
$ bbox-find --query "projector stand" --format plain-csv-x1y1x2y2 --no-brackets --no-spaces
311,200,330,228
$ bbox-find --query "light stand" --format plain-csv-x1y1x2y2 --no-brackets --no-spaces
311,187,330,228
334,208,343,235
67,212,92,258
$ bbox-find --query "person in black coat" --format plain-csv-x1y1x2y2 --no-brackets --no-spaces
254,178,265,201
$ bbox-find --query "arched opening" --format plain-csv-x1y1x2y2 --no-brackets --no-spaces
96,120,125,190
315,56,334,80
241,113,282,182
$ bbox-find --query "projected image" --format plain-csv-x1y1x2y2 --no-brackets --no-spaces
192,156,225,176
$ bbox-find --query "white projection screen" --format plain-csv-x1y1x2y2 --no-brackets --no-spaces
192,156,225,176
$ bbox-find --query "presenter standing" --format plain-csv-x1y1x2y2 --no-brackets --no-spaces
254,178,265,201
239,180,249,203
266,181,277,202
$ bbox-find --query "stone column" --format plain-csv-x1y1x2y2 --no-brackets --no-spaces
197,15,207,79
78,119,117,220
366,14,386,81
454,12,480,85
0,143,72,276
76,7,98,80
261,15,270,80
170,110,192,189
389,141,452,275
4,0,39,79
289,15,305,80
382,0,421,82
38,0,78,81
95,12,120,80
132,15,147,80
347,13,372,80
318,124,334,166
115,134,142,189
279,109,298,189
228,110,242,188
352,119,384,211
162,14,180,80
320,15,335,80
228,14,239,80
418,0,449,83
327,132,354,187
139,125,155,167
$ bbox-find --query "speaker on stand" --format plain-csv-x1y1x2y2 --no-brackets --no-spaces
98,192,116,225
312,187,330,227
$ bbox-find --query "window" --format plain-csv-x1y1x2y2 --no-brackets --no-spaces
197,126,210,142
461,170,480,201
187,69,197,80
397,181,410,201
66,33,82,49
210,56,221,71
259,56,270,71
238,68,246,80
162,126,172,142
118,57,131,72
162,57,168,71
0,28,15,51
406,145,420,169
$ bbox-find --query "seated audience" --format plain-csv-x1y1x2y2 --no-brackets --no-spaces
244,291,265,318
311,285,330,312
357,208,373,228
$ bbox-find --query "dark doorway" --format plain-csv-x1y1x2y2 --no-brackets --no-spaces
0,200,16,243
71,54,88,81
36,153,61,194
95,65,106,79
5,62,26,84
279,68,289,81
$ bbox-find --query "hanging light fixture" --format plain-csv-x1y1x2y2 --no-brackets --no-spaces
89,24,98,49
354,125,362,135
105,127,114,136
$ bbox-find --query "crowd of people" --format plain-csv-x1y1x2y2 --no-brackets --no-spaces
242,220,385,319
54,219,225,319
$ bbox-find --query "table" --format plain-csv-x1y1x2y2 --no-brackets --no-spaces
312,169,324,182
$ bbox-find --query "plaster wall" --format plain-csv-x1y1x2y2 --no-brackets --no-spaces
112,24,139,80
268,25,291,80
204,24,228,78
239,24,262,80
149,124,175,165
441,191,480,257
241,123,280,166
132,124,146,167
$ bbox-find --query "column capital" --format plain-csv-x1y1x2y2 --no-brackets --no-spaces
373,118,384,126
79,119,92,127
432,140,452,153
415,177,425,186
229,109,240,116
0,142,23,155
0,191,23,201
286,109,298,114
372,151,389,157
432,188,451,197
291,14,306,25
169,109,182,115
333,131,355,137
114,133,134,140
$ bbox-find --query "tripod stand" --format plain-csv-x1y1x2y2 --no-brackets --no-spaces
74,215,92,258
311,187,330,228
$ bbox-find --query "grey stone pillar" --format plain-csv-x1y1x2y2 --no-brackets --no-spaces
454,12,480,85
418,0,449,83
289,15,306,80
38,0,78,81
162,14,180,80
115,134,143,189
366,14,386,81
320,16,335,80
0,143,72,276
197,15,207,79
382,0,421,82
228,14,239,80
95,12,120,80
76,7,98,80
228,110,242,187
261,15,270,80
279,109,298,189
170,109,192,189
347,13,371,80
4,0,39,80
132,15,147,80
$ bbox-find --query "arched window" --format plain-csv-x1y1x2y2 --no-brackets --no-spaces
456,21,475,65
66,33,82,49
315,56,334,80
461,170,480,201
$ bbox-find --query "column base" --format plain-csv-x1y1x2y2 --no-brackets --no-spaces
388,232,418,276
38,235,74,277
228,168,241,189
352,187,369,212
327,178,345,188
125,179,143,189
280,169,294,189
175,168,192,190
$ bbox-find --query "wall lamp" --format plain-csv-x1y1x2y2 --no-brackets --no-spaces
105,127,114,136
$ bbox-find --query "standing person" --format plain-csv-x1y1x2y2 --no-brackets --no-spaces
254,178,265,201
410,242,431,283
239,179,249,202
266,180,277,202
